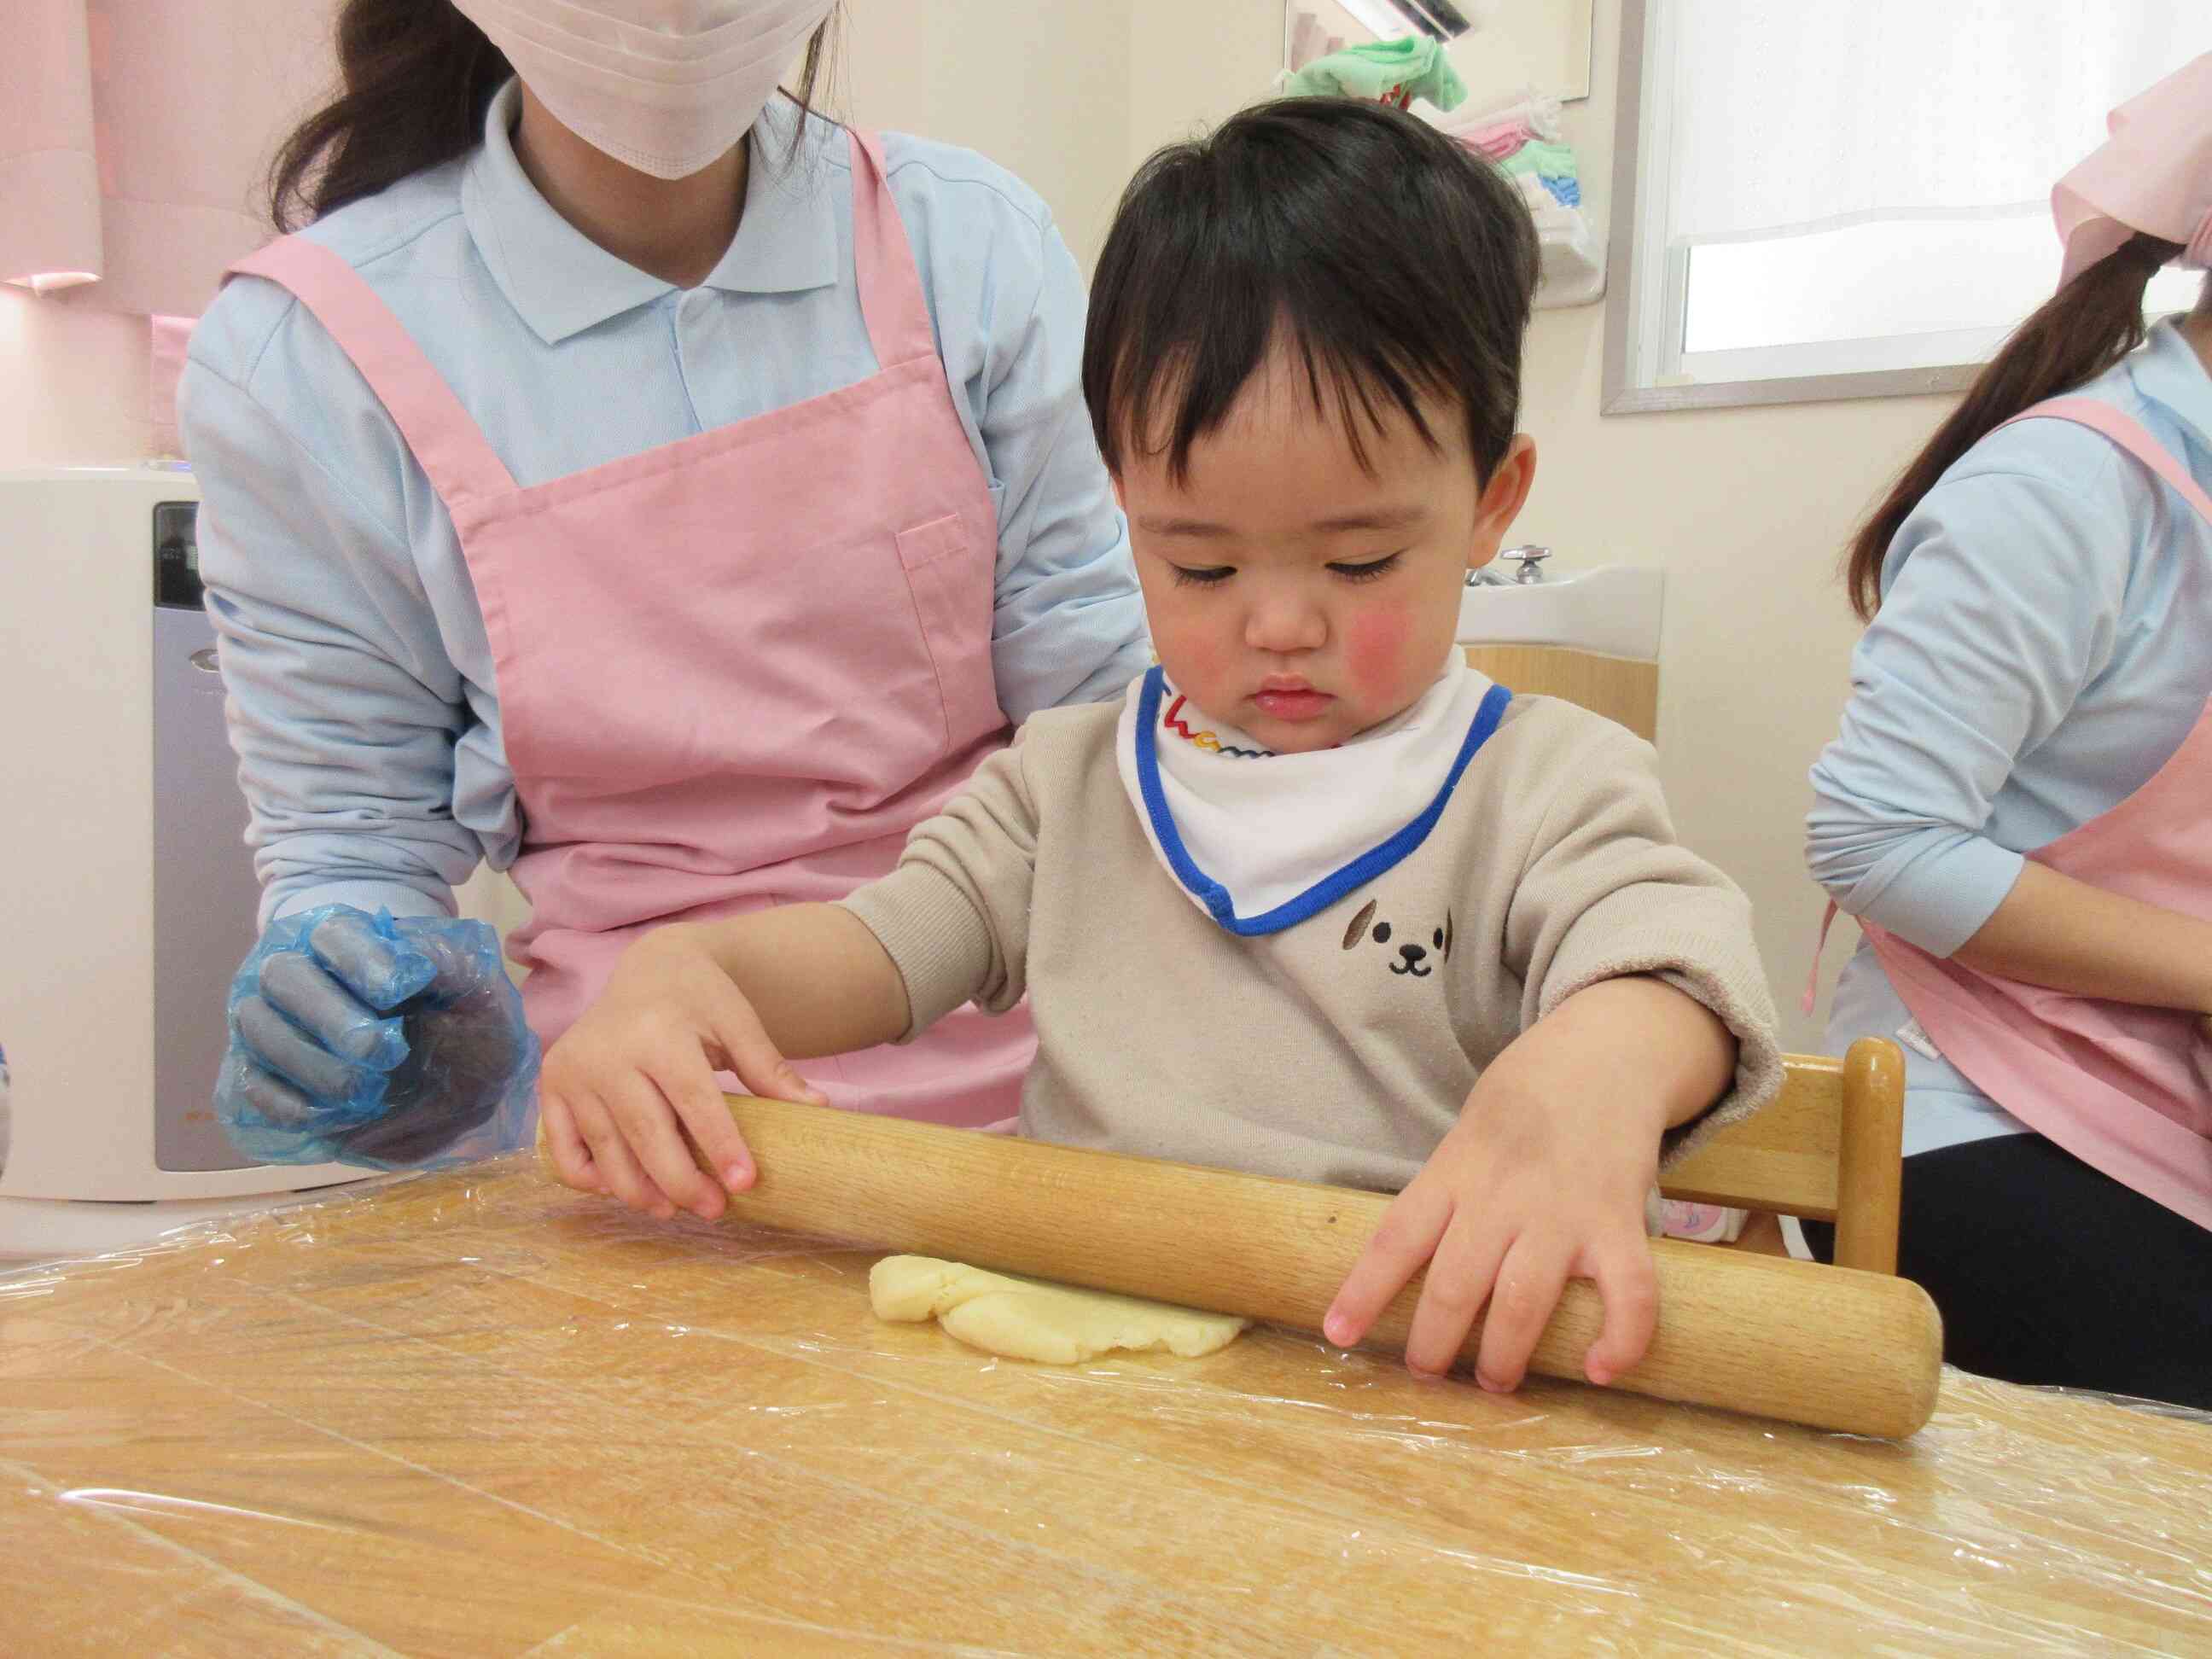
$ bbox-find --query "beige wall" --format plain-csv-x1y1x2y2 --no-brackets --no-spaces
838,1,1135,269
0,294,148,465
1126,0,1285,196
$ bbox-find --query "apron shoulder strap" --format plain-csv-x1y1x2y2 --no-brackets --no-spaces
2000,397,2212,530
226,236,518,513
843,128,940,372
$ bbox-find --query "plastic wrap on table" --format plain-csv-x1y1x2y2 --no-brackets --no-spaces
218,905,538,1172
3,1156,2209,1655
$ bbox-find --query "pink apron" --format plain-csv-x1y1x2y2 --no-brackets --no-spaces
1812,397,2212,1228
225,127,1033,1128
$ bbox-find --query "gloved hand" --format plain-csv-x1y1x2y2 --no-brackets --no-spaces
216,905,540,1171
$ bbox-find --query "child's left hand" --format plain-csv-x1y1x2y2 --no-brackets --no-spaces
1322,975,1730,1392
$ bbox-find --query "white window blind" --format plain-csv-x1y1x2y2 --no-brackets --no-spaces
1667,3,2202,249
1609,2,2212,409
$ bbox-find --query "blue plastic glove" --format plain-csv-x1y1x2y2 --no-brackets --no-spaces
216,905,540,1171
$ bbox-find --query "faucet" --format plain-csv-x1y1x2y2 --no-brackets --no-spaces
1468,545,1552,587
1503,545,1551,584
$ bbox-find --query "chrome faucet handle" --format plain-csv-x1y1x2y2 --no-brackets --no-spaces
1501,545,1551,584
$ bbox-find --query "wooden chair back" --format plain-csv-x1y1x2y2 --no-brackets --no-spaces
1662,1039,1907,1274
1463,644,1659,742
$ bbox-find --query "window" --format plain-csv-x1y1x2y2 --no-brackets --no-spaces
1604,1,2211,412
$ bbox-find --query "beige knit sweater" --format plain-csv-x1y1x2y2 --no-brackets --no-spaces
840,692,1783,1193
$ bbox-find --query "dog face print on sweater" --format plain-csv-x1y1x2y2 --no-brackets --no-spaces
1340,898,1453,980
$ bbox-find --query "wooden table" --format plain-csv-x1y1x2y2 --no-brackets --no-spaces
5,1160,2208,1656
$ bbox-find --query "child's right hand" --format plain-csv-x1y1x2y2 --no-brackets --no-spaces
539,923,828,1221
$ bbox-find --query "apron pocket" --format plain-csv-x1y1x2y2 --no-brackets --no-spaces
896,510,1006,749
500,512,951,793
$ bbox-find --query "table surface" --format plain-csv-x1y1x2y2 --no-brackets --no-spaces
4,1159,2208,1657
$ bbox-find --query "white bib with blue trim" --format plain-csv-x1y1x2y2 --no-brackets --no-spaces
1113,656,1511,936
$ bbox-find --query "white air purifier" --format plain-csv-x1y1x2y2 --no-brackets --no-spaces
0,466,370,1260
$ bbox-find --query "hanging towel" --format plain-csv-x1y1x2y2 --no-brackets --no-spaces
1283,38,1468,115
1460,118,1540,161
1497,138,1580,206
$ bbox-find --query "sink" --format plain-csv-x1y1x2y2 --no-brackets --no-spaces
1458,565,1665,660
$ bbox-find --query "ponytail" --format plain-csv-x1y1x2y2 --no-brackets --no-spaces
1843,231,2186,620
267,1,843,234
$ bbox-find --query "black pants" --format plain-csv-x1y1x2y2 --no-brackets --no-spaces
1803,1133,2212,1409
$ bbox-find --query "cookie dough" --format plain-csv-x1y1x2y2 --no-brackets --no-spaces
869,1255,1248,1364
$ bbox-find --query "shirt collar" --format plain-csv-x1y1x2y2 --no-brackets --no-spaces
463,80,842,346
701,98,843,299
2130,315,2212,458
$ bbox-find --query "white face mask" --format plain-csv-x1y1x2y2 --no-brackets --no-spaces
453,0,838,180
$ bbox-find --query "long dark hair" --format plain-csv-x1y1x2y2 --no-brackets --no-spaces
1843,232,2187,620
268,1,840,233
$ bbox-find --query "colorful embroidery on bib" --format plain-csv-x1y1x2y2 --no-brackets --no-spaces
1162,694,1273,760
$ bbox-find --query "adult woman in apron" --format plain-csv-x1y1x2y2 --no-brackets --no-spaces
1806,56,2212,1406
189,1,1150,1222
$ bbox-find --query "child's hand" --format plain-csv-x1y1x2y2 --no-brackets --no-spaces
1323,976,1732,1392
1322,1072,1662,1391
539,923,827,1222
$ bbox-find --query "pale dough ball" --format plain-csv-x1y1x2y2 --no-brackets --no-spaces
869,1255,1248,1364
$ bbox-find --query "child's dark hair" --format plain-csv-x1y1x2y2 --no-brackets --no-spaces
1083,98,1539,486
265,0,841,232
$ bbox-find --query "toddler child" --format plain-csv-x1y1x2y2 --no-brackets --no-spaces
540,99,1784,1393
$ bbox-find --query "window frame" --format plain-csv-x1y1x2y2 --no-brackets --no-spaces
1602,0,1998,415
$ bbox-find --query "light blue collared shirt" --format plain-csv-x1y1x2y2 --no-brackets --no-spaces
1807,316,2212,1152
181,83,1150,927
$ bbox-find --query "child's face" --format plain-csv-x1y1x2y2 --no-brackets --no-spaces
1117,349,1535,754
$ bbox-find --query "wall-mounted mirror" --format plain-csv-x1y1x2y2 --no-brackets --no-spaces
1284,1,1594,108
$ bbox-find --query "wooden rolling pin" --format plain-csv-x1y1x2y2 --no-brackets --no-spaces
685,1095,1943,1439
